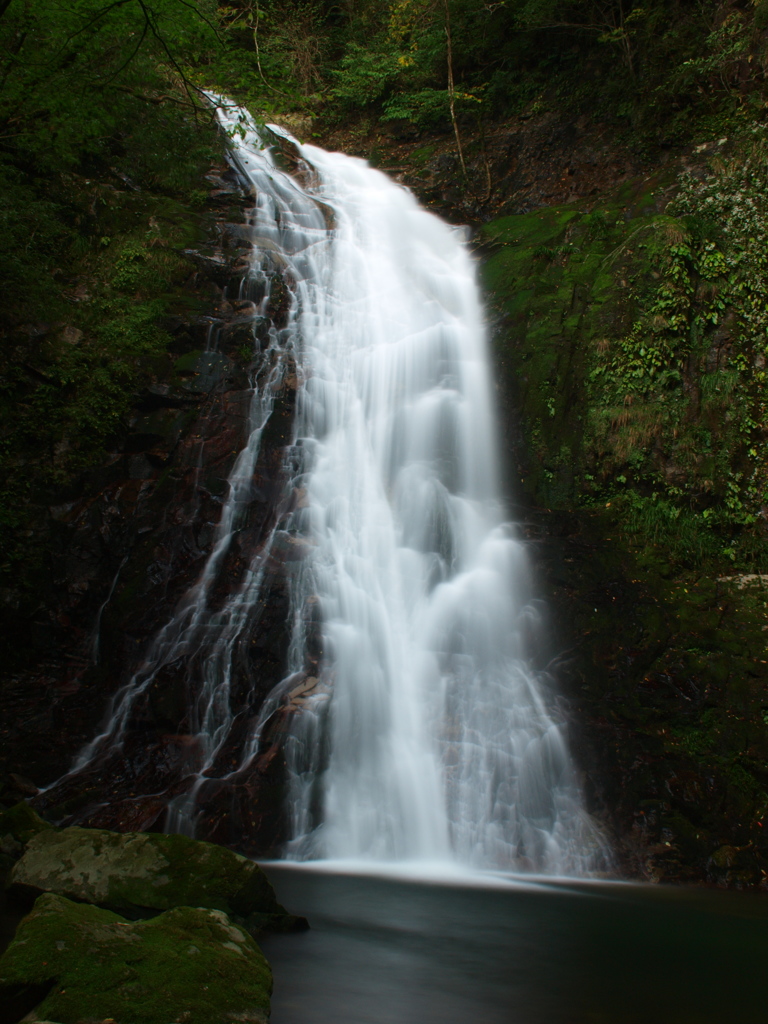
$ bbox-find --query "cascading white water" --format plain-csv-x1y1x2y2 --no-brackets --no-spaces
54,97,607,874
217,106,607,874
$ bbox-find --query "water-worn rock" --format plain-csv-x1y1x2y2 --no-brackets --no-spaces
8,826,296,932
0,892,271,1024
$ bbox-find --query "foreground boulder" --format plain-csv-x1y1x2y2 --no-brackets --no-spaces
7,826,301,933
0,893,271,1024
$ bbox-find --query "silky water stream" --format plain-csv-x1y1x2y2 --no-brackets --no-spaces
215,100,607,875
191,107,768,1024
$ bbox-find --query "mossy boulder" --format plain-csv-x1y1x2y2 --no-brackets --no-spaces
0,803,52,861
0,893,271,1024
7,827,296,932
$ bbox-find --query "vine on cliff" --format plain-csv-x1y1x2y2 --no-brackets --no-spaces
586,131,768,561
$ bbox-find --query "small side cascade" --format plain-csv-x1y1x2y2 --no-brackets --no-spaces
39,100,330,835
47,97,609,875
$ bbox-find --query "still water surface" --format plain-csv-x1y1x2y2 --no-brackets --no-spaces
260,863,768,1024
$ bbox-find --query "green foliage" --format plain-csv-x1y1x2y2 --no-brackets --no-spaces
215,0,332,111
331,42,405,106
672,9,752,92
0,1,228,596
382,88,450,127
313,1,722,132
588,131,768,547
101,0,754,148
0,1,220,173
483,132,768,572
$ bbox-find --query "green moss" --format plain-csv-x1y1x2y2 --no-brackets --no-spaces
409,144,437,166
0,804,52,849
0,111,219,624
173,351,234,393
483,141,768,570
483,164,768,876
0,894,271,1024
9,828,288,927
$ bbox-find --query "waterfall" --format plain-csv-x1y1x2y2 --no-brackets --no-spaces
49,98,608,875
220,103,605,874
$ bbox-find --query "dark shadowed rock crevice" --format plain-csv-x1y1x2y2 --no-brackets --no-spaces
0,150,301,856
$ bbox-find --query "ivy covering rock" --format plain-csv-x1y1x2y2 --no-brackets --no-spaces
480,135,768,884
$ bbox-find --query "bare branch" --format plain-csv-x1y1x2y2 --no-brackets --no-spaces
443,0,466,177
253,1,290,97
136,0,206,117
113,83,199,107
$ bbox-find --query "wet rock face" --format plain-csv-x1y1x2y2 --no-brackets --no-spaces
0,159,299,853
319,107,647,227
0,894,272,1024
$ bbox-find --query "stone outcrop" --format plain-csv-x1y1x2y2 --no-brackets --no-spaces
0,893,272,1024
477,169,768,887
7,826,303,934
0,804,51,884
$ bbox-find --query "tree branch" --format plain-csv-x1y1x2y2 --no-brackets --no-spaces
98,13,150,85
113,84,197,107
253,1,290,97
443,0,466,177
136,0,206,117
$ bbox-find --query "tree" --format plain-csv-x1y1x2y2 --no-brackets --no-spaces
0,0,219,172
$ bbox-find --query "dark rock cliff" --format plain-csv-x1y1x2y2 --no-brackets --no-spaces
1,154,298,856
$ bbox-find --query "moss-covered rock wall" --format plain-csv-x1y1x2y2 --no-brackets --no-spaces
480,141,768,886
